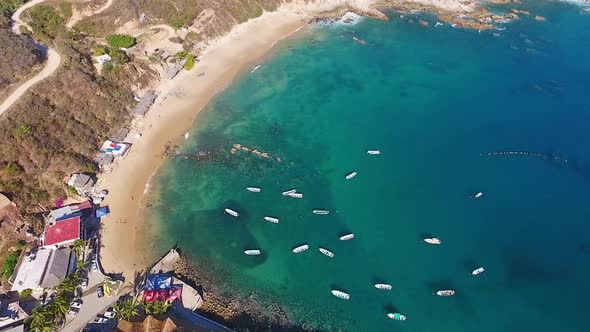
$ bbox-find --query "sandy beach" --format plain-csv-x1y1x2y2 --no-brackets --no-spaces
99,5,314,281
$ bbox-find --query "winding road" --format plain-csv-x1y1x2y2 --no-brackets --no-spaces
0,0,61,115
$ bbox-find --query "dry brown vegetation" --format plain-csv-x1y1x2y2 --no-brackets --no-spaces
0,5,44,100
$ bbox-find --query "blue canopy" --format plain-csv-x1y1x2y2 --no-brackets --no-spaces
96,207,109,218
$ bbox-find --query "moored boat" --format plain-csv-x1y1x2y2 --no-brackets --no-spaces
313,209,330,215
423,237,442,245
244,250,261,256
345,171,357,180
339,233,354,240
292,244,309,253
331,290,350,300
436,290,455,296
287,192,303,198
474,192,484,198
367,150,381,155
387,313,407,321
282,189,297,196
246,187,261,192
319,248,335,258
264,216,279,223
374,284,392,290
472,267,485,275
224,208,239,217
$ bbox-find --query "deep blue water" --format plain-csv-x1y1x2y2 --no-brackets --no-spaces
148,1,590,331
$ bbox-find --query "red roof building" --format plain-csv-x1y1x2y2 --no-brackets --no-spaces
43,216,81,248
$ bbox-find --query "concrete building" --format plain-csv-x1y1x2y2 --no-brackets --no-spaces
10,248,75,293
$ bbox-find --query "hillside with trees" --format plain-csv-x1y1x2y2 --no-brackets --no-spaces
0,1,44,100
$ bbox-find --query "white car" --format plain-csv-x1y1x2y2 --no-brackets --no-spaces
104,307,115,319
80,278,88,288
92,317,108,324
70,300,82,309
91,262,98,272
67,308,79,316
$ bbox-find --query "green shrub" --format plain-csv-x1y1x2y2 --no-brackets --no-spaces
174,51,196,71
65,185,77,197
3,162,23,176
108,49,130,65
58,1,72,20
1,251,20,278
183,56,195,71
105,34,136,48
15,241,25,249
27,5,65,38
92,44,107,56
19,288,32,298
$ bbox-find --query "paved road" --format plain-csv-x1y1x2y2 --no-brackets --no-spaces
60,268,120,332
0,0,61,116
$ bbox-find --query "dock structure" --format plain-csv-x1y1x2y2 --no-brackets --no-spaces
150,248,180,274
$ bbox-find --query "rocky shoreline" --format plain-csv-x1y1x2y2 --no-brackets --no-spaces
169,255,321,332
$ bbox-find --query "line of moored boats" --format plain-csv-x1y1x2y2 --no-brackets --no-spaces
225,149,487,323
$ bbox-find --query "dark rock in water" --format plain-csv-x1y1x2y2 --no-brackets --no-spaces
188,149,211,161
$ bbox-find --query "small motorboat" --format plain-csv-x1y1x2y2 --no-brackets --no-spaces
313,209,330,215
472,267,485,275
287,192,303,199
387,313,407,321
282,189,297,196
292,244,309,253
224,208,239,217
345,171,357,180
319,248,335,258
339,233,354,240
244,250,261,256
436,290,455,296
367,150,381,155
474,192,484,198
331,290,350,300
246,187,261,192
264,216,279,224
374,284,392,290
423,238,442,245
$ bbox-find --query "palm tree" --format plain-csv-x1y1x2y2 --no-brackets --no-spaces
28,306,57,332
47,295,69,321
114,297,140,321
56,277,76,295
152,300,171,314
70,239,88,258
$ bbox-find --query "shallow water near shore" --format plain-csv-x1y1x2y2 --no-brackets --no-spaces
148,2,590,331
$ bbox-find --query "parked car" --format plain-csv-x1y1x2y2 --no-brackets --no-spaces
42,293,56,305
67,308,79,316
104,307,115,319
80,278,88,288
96,286,104,298
92,317,108,324
70,299,83,309
91,262,98,272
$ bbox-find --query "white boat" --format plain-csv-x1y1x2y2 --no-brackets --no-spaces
292,244,309,253
264,216,279,223
472,267,485,275
374,284,392,290
313,209,330,215
345,171,357,180
244,250,261,256
339,233,354,240
224,208,239,217
319,248,335,258
287,192,303,199
250,64,261,73
474,192,484,198
367,150,381,155
423,238,442,245
436,290,455,296
331,290,350,300
282,189,297,196
387,313,407,321
246,187,261,192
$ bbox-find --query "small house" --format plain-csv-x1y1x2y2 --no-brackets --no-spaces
66,173,95,196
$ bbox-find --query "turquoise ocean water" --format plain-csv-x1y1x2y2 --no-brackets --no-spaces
147,1,590,331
